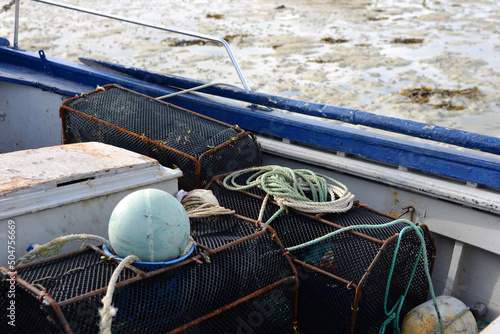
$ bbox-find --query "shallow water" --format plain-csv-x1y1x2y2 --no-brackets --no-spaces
1,0,499,137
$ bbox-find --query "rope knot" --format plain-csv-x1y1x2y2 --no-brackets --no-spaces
38,291,54,304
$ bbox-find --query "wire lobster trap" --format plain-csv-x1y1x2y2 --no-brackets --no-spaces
206,172,437,334
0,216,298,334
59,84,262,190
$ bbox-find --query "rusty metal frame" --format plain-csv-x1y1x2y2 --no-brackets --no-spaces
59,84,260,189
353,200,401,220
206,173,437,333
349,234,397,333
0,268,73,333
349,225,434,333
2,222,298,333
265,223,300,326
168,276,297,334
211,175,387,245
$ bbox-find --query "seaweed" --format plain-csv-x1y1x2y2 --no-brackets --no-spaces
367,16,388,21
401,86,481,110
169,39,208,47
307,58,344,64
392,38,424,44
223,34,249,42
168,34,248,47
321,37,349,44
206,13,224,19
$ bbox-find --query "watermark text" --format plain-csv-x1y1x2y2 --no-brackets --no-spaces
6,219,16,327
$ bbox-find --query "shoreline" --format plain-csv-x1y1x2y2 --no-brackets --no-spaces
1,0,499,136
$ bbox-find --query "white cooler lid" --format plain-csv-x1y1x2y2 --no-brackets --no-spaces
0,142,182,218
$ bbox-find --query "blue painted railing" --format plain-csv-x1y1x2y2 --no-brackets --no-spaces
1,46,499,188
78,57,500,156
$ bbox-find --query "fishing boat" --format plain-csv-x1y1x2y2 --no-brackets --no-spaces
1,1,500,333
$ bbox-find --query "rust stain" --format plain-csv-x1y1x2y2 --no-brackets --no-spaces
0,176,43,195
60,143,108,158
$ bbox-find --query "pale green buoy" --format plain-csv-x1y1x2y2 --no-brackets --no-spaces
108,188,190,262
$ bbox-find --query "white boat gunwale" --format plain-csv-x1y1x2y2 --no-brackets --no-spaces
1,46,499,190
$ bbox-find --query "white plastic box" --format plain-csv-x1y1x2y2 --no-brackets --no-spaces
0,142,182,267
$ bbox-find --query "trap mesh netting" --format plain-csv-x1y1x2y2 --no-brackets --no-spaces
59,84,262,190
207,172,436,334
1,170,437,334
0,216,297,334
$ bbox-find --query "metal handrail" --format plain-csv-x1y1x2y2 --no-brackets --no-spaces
14,0,250,90
13,0,20,47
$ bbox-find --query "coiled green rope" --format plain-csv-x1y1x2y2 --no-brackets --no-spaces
223,166,355,223
223,166,443,333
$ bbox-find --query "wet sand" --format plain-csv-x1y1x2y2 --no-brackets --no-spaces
1,0,499,136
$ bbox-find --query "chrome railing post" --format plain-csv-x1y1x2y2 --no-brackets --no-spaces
14,0,20,48
31,0,251,91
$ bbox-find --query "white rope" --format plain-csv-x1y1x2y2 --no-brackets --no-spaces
156,82,240,100
277,179,354,213
16,234,112,265
14,231,192,333
99,240,192,333
181,236,196,256
0,0,16,14
223,166,355,216
181,194,235,218
99,254,140,334
258,193,271,222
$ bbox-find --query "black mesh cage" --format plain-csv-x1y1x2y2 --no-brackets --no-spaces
59,84,262,190
2,170,437,334
1,218,297,334
206,173,437,334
